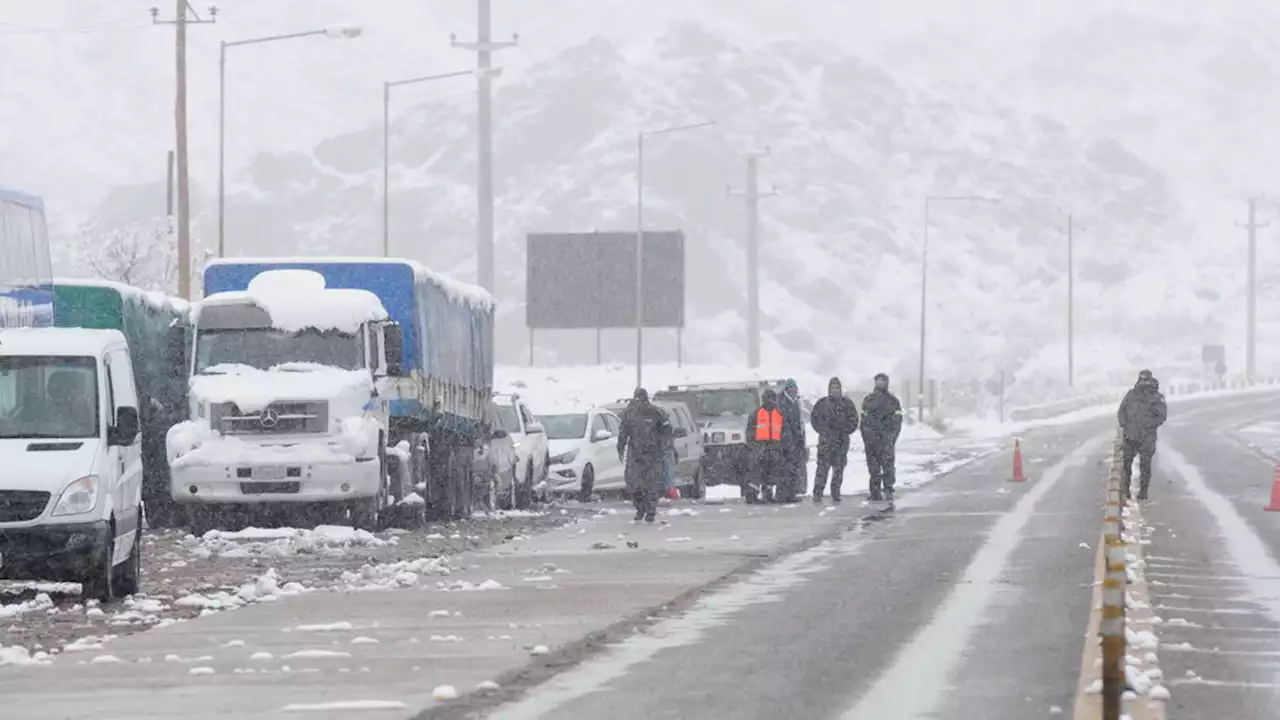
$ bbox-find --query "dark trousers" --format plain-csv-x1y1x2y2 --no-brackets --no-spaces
814,460,845,499
777,451,805,502
627,460,662,518
1121,435,1156,494
864,436,897,491
751,446,783,502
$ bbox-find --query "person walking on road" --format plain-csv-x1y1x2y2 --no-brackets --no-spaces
777,378,807,503
811,377,859,504
1117,369,1167,500
861,373,904,502
746,388,786,504
618,387,672,522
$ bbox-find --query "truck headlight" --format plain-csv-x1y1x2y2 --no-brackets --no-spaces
51,475,99,517
551,449,579,465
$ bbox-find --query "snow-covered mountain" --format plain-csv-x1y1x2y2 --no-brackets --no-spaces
6,1,1265,395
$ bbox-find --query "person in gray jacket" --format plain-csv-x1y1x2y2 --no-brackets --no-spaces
617,387,672,522
1117,369,1167,500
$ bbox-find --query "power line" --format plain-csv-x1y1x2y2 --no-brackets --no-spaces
0,14,146,35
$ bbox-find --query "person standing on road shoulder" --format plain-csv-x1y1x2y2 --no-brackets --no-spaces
746,388,785,504
1117,369,1167,500
777,378,807,503
811,377,859,504
617,388,671,522
861,373,904,502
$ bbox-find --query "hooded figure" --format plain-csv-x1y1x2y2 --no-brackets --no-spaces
618,387,673,522
810,376,859,503
1117,369,1167,500
776,378,807,502
861,373,904,502
745,388,785,504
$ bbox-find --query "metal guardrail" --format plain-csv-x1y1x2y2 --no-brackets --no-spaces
1100,431,1127,720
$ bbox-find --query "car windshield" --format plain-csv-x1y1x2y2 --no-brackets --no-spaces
195,327,364,373
540,413,588,440
495,404,519,432
0,355,99,439
656,389,759,419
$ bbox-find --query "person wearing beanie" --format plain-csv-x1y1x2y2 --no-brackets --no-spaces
810,376,859,504
1116,369,1167,500
745,388,785,504
861,373,904,502
776,378,807,503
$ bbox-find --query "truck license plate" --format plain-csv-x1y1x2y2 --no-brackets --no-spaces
255,466,287,480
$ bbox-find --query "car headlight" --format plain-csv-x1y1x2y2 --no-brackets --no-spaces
51,475,99,517
551,449,579,465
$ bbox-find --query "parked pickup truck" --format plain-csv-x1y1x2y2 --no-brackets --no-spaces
167,258,494,533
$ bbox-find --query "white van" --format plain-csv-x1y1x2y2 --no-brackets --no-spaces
0,328,144,601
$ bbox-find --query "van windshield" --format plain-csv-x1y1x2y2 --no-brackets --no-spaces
0,355,99,439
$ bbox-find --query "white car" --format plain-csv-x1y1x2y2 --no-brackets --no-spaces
492,392,550,506
542,407,625,501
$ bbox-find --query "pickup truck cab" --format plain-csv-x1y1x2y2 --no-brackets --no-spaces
0,328,143,601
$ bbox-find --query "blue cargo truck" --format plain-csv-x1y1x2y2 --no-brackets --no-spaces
166,257,494,530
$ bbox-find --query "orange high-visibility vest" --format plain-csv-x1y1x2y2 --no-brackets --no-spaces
754,408,783,441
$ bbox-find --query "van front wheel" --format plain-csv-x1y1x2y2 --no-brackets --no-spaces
81,532,116,603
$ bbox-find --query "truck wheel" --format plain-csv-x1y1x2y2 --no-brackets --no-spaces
113,528,142,597
81,528,116,603
516,463,534,510
579,465,595,503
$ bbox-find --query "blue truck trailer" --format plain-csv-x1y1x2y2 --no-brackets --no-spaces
172,257,495,526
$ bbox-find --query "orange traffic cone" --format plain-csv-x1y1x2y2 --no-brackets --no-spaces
1011,439,1027,483
1265,465,1280,511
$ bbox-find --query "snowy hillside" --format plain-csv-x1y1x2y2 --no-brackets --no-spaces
6,0,1252,394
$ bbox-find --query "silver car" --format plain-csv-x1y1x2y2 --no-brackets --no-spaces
472,400,522,511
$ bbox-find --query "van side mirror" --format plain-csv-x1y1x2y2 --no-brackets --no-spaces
384,324,404,377
110,406,140,447
166,325,187,377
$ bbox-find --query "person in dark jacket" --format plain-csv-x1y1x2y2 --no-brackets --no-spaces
861,373,904,502
810,377,859,504
1117,369,1167,500
617,387,672,522
745,388,785,504
777,378,807,503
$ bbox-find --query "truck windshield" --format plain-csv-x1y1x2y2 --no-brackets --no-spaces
655,389,759,419
540,413,588,440
0,356,99,439
195,327,364,373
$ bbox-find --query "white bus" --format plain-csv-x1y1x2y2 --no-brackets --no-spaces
0,187,54,327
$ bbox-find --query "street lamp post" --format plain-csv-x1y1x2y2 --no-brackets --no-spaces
218,25,362,257
918,194,1002,422
382,68,498,257
635,120,716,389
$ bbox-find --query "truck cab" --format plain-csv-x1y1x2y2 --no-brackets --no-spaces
0,328,143,601
166,269,404,533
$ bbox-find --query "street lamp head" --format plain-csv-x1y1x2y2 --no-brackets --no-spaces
327,25,363,40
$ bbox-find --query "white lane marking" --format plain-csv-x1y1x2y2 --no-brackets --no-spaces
1162,444,1280,623
485,539,844,720
840,435,1106,720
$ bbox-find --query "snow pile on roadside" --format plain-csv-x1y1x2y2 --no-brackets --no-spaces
173,568,312,612
0,592,54,619
337,556,455,591
0,644,53,667
182,525,393,560
473,509,546,520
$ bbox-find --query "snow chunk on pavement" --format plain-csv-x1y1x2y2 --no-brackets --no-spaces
90,655,123,664
531,645,550,656
437,579,505,591
0,592,53,619
189,666,216,675
0,645,52,666
295,621,354,633
351,636,380,645
250,652,274,661
285,649,351,659
432,685,459,700
281,700,409,713
476,680,500,692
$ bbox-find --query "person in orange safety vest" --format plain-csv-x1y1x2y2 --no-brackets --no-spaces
744,388,785,504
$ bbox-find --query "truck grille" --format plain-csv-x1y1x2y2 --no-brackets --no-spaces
213,402,328,434
0,491,50,522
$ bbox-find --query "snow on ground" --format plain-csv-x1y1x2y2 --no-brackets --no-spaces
185,525,392,560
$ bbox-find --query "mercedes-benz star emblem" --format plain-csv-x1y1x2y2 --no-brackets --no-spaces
259,408,279,428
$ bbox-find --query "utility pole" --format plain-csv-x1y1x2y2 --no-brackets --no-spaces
152,2,217,300
1067,213,1074,388
451,0,518,293
727,149,777,369
1238,197,1270,383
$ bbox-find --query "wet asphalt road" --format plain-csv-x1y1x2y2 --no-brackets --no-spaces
481,419,1117,720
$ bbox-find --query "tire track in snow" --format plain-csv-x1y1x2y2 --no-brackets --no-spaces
839,434,1107,720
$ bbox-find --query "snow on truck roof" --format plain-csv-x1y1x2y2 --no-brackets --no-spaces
205,256,495,312
199,269,388,333
0,327,127,355
52,276,191,314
